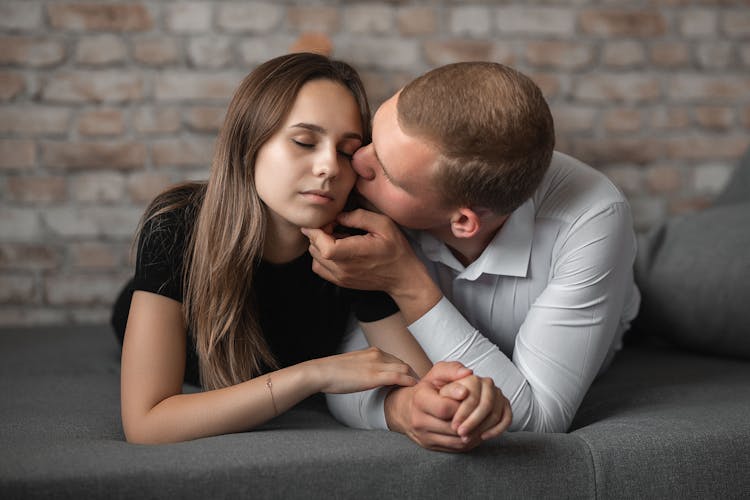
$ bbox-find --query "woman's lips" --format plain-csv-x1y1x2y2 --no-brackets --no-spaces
300,190,334,204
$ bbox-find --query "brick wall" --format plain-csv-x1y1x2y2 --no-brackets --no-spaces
1,1,749,326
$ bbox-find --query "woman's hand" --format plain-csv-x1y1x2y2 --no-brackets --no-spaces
308,347,418,394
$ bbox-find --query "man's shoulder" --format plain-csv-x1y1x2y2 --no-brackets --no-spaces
532,151,628,223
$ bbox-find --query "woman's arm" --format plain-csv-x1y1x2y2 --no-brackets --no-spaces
360,312,432,378
121,291,417,444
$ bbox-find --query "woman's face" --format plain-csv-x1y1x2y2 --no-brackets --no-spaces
254,79,363,232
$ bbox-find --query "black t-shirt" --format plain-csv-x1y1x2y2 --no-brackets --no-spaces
111,205,398,387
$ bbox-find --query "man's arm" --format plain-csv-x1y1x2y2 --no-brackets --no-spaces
393,202,638,432
314,202,637,433
310,211,512,448
326,323,511,452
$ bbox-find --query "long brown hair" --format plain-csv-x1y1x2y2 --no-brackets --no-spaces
137,53,371,389
398,62,555,215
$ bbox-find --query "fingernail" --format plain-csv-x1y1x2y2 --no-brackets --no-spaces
461,436,470,443
300,228,310,236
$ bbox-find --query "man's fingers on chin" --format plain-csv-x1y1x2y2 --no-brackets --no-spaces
341,208,379,228
301,227,324,246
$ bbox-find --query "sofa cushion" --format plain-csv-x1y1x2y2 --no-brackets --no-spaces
0,326,595,499
634,201,750,358
571,342,750,499
3,326,750,498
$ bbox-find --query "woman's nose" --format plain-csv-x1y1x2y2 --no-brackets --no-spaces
352,145,376,180
312,148,339,178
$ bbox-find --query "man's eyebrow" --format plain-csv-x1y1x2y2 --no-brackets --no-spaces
290,123,362,141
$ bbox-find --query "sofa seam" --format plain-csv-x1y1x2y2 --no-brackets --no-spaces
572,432,600,500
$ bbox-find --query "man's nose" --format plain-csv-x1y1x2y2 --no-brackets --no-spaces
352,145,376,181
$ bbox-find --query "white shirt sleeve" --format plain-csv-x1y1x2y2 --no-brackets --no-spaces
413,202,637,432
328,202,637,433
325,324,391,430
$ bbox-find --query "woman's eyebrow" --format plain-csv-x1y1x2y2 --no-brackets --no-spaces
290,123,362,141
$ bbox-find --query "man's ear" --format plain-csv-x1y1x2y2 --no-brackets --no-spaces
449,208,482,239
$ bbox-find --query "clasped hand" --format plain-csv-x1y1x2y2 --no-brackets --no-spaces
387,362,512,453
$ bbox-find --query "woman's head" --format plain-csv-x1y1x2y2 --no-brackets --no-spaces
254,77,364,235
188,53,371,389
210,52,371,236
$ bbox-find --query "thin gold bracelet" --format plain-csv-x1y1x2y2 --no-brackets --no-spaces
266,376,279,416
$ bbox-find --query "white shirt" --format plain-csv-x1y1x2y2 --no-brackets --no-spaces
327,152,641,433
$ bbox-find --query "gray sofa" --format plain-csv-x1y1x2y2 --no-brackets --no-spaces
1,325,749,499
3,152,749,499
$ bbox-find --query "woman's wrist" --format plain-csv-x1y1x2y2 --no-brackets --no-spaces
297,358,328,394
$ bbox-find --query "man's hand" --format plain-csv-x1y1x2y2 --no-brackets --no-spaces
385,362,512,452
438,375,512,442
302,209,442,324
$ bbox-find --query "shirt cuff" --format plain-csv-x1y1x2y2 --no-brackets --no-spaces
363,386,391,430
408,296,477,362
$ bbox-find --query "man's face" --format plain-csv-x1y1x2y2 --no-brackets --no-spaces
352,93,452,230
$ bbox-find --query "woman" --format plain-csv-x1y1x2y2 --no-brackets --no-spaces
111,53,432,444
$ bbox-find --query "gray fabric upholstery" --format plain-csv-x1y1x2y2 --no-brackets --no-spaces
634,146,750,359
572,343,750,499
2,326,750,499
714,146,750,206
1,327,594,499
634,202,750,358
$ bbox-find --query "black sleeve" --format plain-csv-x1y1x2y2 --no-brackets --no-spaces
349,289,399,323
132,209,188,303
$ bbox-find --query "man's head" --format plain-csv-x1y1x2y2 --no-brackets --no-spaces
353,62,555,235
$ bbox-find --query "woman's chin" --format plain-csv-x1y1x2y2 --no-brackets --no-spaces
292,215,336,231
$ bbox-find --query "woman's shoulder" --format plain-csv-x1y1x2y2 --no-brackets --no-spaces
134,182,206,301
140,182,205,244
137,183,206,267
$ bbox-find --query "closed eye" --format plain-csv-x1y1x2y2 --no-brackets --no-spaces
292,139,314,149
293,139,354,161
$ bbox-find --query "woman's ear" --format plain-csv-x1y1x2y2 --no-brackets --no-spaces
449,208,482,239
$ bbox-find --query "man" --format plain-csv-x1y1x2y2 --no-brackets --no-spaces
302,62,640,452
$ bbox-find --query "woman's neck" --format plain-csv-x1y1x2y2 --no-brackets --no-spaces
262,217,309,264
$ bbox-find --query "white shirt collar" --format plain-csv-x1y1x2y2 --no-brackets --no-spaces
415,197,535,281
